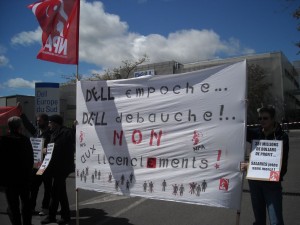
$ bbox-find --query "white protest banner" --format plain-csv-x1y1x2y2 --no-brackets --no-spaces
76,61,247,210
246,140,283,182
36,143,54,175
30,137,44,169
35,82,60,115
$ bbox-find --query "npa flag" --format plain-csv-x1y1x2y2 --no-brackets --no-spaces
28,0,80,64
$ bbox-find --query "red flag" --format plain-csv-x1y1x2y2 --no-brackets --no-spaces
0,107,21,136
28,0,80,64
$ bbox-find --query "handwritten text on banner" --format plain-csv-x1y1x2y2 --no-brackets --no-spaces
76,61,247,210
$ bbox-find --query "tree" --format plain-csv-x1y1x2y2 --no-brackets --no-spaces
282,0,300,53
293,5,300,53
61,55,149,83
61,73,82,85
91,54,149,80
247,64,272,124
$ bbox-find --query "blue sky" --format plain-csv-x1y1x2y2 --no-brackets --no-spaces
0,0,299,97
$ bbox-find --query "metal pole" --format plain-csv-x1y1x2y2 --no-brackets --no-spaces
235,210,241,225
76,188,79,225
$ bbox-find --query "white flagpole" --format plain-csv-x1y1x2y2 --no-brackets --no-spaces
76,64,79,225
75,0,80,223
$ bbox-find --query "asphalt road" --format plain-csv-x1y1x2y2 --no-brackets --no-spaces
1,130,299,225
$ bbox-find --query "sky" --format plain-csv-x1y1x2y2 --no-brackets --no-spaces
0,0,299,97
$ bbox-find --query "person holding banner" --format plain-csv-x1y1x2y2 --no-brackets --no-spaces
242,106,289,225
0,116,34,225
17,102,52,216
41,115,75,225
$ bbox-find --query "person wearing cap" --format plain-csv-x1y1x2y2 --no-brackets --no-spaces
41,114,75,225
0,116,34,225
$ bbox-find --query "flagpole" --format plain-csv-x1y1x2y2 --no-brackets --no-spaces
75,0,80,80
76,65,79,81
75,1,80,225
236,170,245,225
236,95,248,225
76,187,80,225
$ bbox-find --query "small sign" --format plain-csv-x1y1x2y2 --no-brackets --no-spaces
246,140,283,182
35,82,60,115
36,143,55,175
134,69,155,77
30,137,44,169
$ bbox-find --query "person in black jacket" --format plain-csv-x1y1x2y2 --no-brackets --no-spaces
41,114,75,225
0,116,34,225
17,102,52,216
242,106,289,225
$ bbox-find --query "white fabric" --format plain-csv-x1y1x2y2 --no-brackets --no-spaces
76,60,247,210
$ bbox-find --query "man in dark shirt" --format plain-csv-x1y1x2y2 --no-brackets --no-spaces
18,102,52,216
0,116,34,225
41,114,75,225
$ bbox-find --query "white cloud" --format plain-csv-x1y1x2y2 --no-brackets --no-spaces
0,45,7,54
0,55,9,67
78,0,254,68
11,0,254,69
11,27,41,46
5,78,40,89
0,45,13,69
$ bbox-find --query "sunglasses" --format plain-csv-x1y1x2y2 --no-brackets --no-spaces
258,117,270,121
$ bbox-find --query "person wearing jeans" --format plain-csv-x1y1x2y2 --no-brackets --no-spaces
242,106,289,225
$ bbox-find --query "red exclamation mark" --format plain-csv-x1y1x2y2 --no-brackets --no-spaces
215,150,222,169
217,150,222,161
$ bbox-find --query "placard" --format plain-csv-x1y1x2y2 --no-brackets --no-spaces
30,137,44,169
246,139,283,181
36,143,54,175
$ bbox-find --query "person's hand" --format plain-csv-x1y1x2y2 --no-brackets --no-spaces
240,162,249,172
16,102,23,114
73,120,78,126
42,148,47,154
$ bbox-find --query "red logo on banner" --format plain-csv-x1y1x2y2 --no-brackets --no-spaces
147,157,157,168
192,130,205,152
28,0,79,64
269,171,280,181
79,131,84,143
219,178,229,191
192,130,201,145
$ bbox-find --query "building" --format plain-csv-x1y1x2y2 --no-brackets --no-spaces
1,51,299,125
133,51,300,123
0,95,35,122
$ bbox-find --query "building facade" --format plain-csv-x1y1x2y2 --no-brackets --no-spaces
1,52,299,126
0,95,35,122
133,52,300,122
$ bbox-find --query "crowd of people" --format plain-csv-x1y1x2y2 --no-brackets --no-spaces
0,104,289,225
0,103,75,225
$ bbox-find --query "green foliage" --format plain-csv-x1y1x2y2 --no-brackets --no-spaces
247,64,272,123
61,73,82,85
91,54,149,80
291,1,300,53
61,55,149,83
